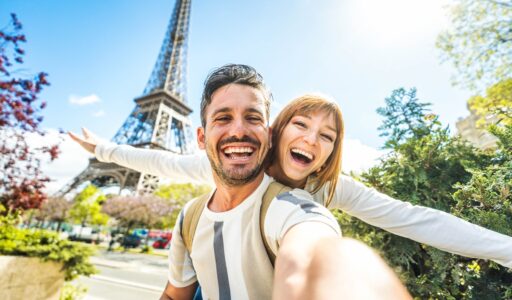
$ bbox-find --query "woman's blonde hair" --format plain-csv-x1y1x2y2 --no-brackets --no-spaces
269,94,344,207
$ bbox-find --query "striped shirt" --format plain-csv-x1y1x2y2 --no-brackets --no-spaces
168,175,341,300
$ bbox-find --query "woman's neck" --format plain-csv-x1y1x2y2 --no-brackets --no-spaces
266,164,307,189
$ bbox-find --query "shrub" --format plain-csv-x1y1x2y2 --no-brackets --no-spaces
0,208,97,281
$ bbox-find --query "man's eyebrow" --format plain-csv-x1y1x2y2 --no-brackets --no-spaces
211,107,232,116
246,108,264,116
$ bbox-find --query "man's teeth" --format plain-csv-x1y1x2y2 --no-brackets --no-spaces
291,148,313,160
224,147,254,154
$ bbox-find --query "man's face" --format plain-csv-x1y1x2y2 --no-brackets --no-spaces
197,83,271,186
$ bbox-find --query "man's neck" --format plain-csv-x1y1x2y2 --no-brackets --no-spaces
209,172,265,212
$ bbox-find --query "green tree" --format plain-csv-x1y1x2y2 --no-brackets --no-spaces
376,87,434,149
68,185,108,236
154,183,211,228
468,78,512,126
336,88,511,298
436,0,512,90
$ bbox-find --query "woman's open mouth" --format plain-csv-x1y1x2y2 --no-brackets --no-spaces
290,148,314,165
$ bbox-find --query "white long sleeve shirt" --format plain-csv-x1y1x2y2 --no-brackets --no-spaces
96,142,512,268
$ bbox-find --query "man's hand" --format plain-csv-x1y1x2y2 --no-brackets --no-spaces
273,223,411,300
68,127,100,154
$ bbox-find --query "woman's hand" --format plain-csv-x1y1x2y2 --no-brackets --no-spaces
68,127,100,154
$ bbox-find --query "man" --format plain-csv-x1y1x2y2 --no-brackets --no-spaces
158,64,410,299
70,64,410,299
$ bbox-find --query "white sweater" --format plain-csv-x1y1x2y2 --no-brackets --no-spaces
96,143,512,268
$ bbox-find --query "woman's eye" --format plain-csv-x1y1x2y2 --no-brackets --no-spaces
321,134,334,142
294,121,307,128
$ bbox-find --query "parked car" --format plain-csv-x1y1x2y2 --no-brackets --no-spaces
68,226,106,244
122,234,141,248
152,234,172,249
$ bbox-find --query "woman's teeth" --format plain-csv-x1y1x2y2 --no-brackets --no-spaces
291,148,313,163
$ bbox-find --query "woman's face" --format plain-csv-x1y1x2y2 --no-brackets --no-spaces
276,110,337,187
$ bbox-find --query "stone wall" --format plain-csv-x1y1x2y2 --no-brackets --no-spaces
0,256,64,300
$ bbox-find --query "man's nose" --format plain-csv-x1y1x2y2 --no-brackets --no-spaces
229,118,248,138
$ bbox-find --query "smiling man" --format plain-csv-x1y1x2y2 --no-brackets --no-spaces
156,64,411,300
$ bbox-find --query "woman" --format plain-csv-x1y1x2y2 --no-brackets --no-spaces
70,94,512,268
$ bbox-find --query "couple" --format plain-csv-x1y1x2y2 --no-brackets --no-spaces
71,64,512,299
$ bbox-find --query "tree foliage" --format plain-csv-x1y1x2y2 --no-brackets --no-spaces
468,78,512,126
36,197,71,231
102,194,177,231
0,13,58,213
436,0,512,90
68,185,108,227
154,183,211,227
376,88,435,149
336,88,511,298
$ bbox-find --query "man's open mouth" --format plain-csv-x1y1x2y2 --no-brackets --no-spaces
290,148,314,164
222,146,255,160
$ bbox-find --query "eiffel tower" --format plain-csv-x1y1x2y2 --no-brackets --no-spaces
57,0,193,198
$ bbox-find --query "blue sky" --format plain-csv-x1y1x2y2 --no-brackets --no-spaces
1,0,474,190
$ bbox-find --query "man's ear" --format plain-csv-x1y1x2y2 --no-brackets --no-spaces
197,127,206,150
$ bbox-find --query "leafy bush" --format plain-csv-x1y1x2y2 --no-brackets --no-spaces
59,282,88,300
336,89,512,299
0,208,97,281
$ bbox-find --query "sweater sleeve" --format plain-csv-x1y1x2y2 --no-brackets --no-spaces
95,142,215,186
330,175,512,268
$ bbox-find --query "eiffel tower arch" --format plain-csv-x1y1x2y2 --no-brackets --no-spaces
57,0,194,198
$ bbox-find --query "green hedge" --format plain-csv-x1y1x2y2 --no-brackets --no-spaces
0,210,97,281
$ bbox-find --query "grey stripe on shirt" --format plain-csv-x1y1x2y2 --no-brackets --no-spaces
214,221,231,300
277,192,323,214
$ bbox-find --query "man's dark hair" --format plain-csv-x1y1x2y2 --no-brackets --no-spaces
200,64,272,127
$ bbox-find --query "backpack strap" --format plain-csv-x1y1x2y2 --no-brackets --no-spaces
182,193,210,254
260,181,292,267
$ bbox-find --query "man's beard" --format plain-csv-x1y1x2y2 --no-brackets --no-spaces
206,135,268,187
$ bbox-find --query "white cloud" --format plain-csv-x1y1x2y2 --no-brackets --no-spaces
23,129,91,194
92,110,105,117
68,94,101,106
342,138,384,174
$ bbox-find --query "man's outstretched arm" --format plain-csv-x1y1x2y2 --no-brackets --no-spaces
159,281,197,300
273,222,411,300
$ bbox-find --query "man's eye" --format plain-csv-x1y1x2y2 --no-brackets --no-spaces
216,116,231,122
247,116,262,122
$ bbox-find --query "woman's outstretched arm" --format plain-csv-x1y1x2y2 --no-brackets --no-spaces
322,175,512,268
69,128,214,186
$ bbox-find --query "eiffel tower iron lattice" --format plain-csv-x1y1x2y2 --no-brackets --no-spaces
57,0,193,198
